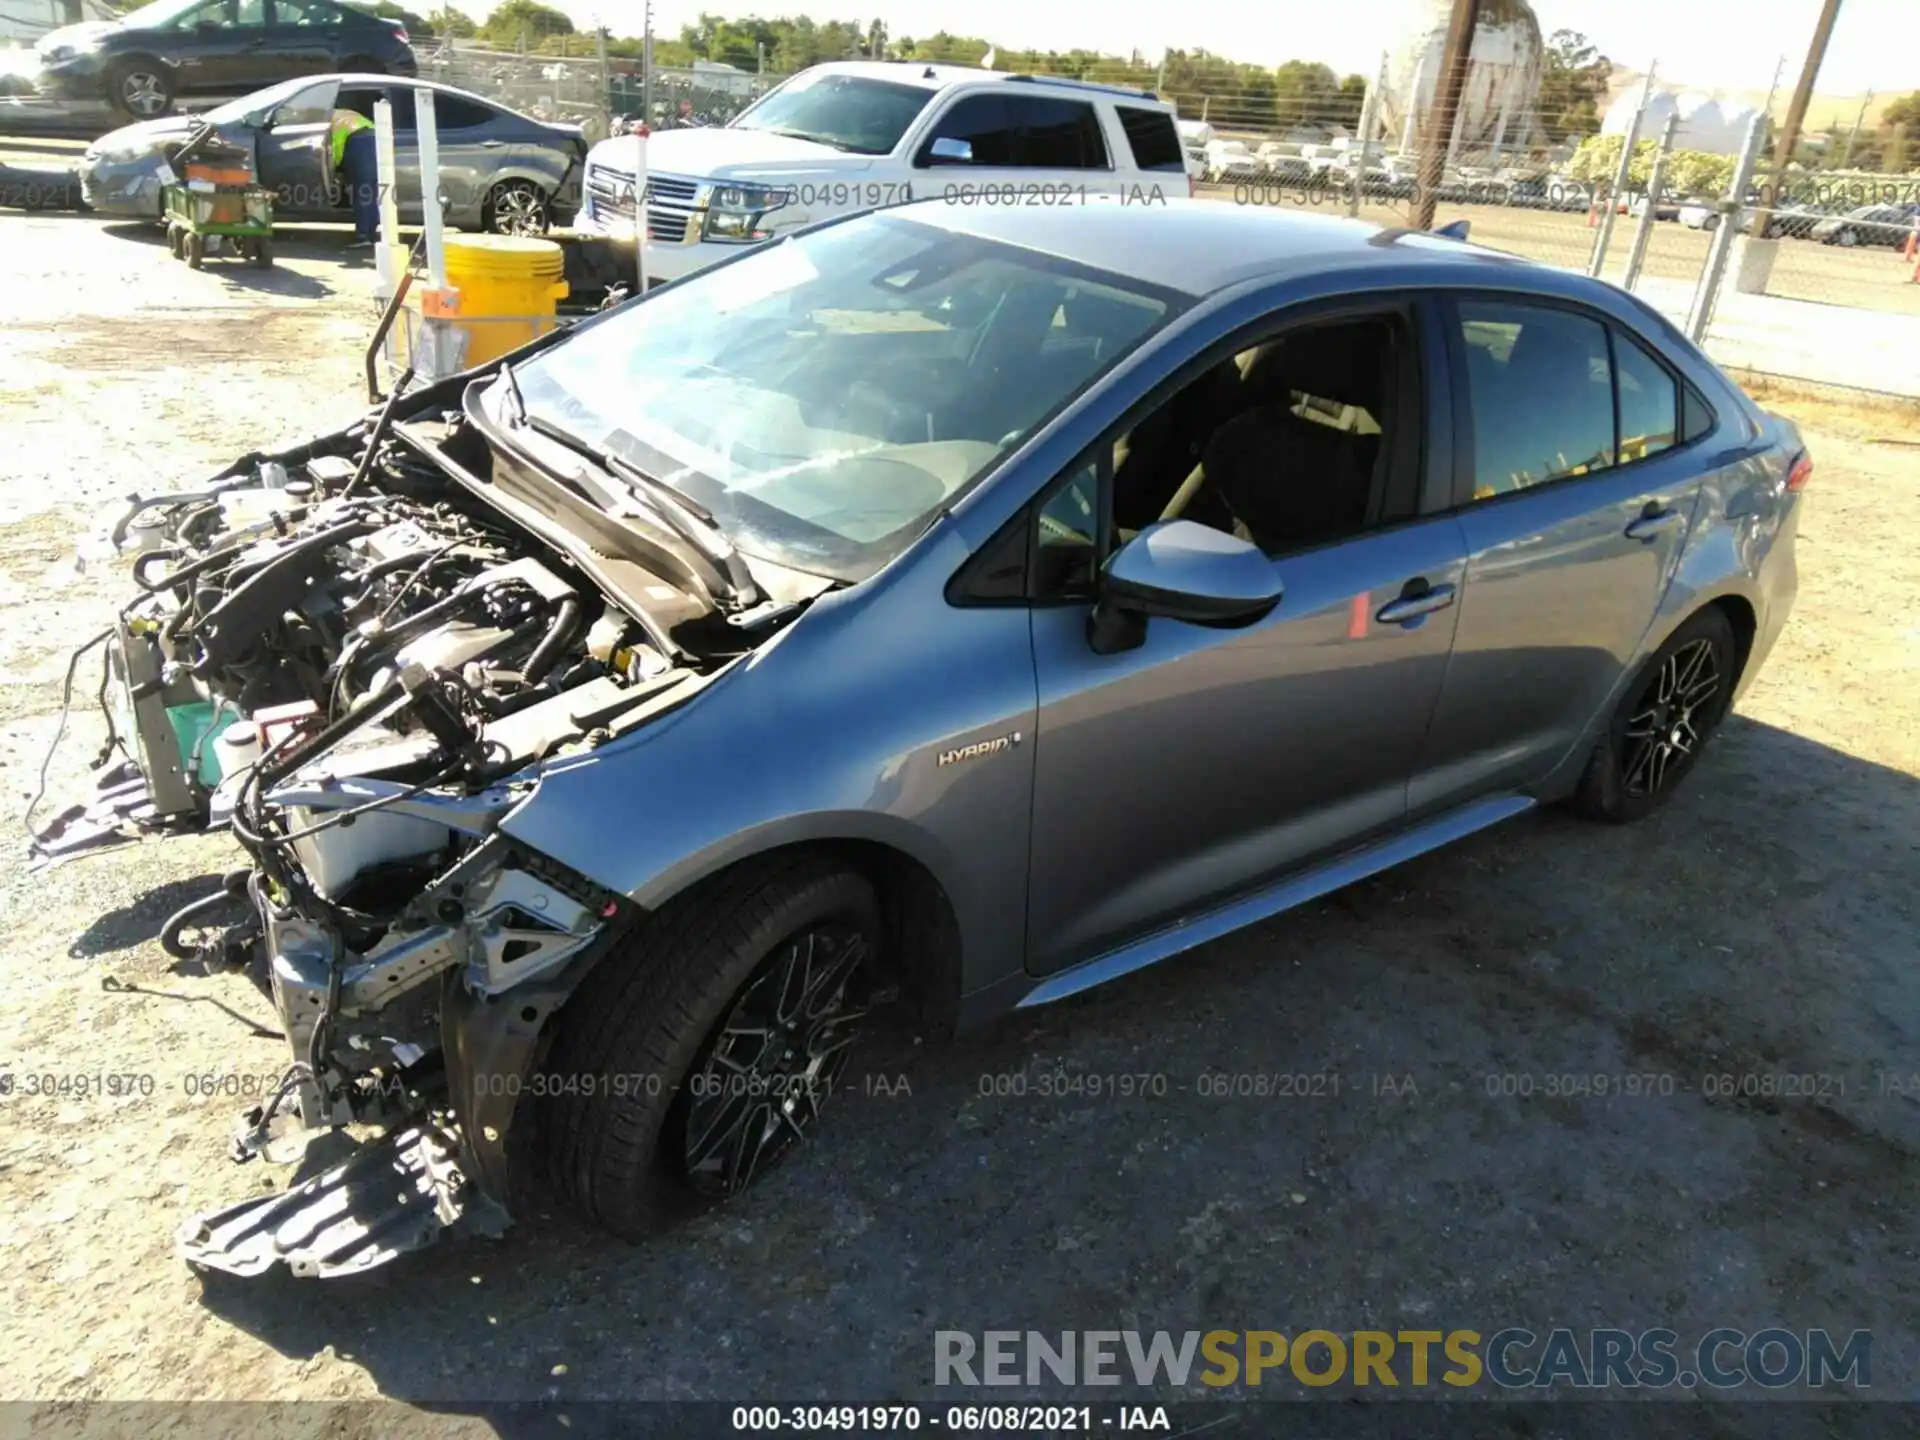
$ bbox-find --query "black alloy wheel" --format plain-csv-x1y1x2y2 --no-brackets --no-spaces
677,922,870,1198
1573,606,1736,823
1618,637,1720,799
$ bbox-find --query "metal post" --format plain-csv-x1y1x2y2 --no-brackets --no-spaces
1410,0,1480,230
1688,113,1768,342
372,96,401,301
1753,2,1842,239
1399,50,1426,157
416,87,446,292
1347,51,1387,219
596,23,610,143
1589,62,1656,277
632,124,648,293
1839,90,1872,169
1622,113,1679,291
641,0,653,127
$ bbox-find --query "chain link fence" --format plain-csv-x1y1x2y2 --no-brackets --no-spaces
425,39,1915,397
417,39,781,142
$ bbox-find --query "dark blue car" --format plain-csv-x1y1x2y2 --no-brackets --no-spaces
36,0,415,119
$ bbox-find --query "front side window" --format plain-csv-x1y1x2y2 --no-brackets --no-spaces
173,0,267,28
1458,301,1613,499
514,215,1178,582
921,94,1109,169
730,72,934,156
274,0,343,22
1033,460,1100,596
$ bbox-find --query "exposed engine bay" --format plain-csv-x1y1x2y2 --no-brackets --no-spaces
45,369,824,1277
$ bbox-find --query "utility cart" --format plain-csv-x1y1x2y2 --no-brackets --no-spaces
163,177,275,269
160,126,275,270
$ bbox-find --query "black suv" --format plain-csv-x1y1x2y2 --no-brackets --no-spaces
36,0,416,119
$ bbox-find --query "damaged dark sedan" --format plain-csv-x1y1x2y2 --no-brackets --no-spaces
61,200,1805,1277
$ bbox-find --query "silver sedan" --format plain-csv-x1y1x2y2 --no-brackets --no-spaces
78,72,585,233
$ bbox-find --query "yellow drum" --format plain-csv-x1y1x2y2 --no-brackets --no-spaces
441,234,568,367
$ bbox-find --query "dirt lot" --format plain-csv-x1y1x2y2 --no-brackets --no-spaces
0,211,1916,1429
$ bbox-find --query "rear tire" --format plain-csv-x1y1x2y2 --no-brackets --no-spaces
183,231,204,269
483,178,548,235
1572,607,1736,824
536,857,881,1237
108,58,172,119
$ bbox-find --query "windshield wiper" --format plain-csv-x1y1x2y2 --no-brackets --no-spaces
760,125,857,152
497,360,528,426
507,410,760,608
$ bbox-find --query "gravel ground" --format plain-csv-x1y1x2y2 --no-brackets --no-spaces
0,212,1916,1432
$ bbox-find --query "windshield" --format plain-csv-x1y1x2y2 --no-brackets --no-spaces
513,214,1179,581
730,72,933,156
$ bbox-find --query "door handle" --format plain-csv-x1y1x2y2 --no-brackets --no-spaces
1375,581,1456,626
1625,505,1682,542
479,139,506,148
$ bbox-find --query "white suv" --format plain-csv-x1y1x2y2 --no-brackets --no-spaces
576,61,1191,284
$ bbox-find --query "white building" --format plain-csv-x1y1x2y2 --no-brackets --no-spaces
1603,88,1762,157
1378,0,1546,162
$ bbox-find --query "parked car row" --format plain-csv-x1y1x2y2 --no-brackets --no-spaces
1674,196,1920,245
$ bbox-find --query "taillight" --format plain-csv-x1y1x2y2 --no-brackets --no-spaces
1786,451,1813,492
394,26,409,43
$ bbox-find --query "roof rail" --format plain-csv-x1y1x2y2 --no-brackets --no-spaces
1000,73,1158,101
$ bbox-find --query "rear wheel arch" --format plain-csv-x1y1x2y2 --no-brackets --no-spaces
1704,593,1758,690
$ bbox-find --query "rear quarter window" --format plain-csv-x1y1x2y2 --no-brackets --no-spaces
1115,106,1184,172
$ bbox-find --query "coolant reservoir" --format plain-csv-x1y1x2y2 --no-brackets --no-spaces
218,489,298,530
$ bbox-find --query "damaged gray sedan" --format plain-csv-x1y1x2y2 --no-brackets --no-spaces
66,199,1804,1277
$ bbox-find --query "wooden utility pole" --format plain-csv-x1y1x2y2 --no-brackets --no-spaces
1410,0,1481,230
1751,0,1844,236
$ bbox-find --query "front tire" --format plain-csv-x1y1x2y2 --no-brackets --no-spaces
1573,607,1736,823
537,858,881,1237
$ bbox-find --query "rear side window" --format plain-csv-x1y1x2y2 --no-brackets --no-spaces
429,95,498,130
1612,331,1678,463
1115,106,1184,172
1457,301,1614,498
921,94,1109,169
1681,386,1715,442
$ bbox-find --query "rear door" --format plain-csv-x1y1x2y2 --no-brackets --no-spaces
1410,295,1710,812
911,91,1129,202
415,90,512,226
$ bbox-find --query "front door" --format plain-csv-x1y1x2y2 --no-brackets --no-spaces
251,77,337,215
167,0,280,95
1411,297,1709,811
1022,305,1468,976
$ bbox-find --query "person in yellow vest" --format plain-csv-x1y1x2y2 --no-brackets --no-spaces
329,108,378,249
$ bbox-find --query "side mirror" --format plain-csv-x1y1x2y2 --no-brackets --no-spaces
1089,520,1281,655
924,136,973,165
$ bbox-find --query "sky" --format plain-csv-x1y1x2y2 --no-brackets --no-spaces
488,0,1918,99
